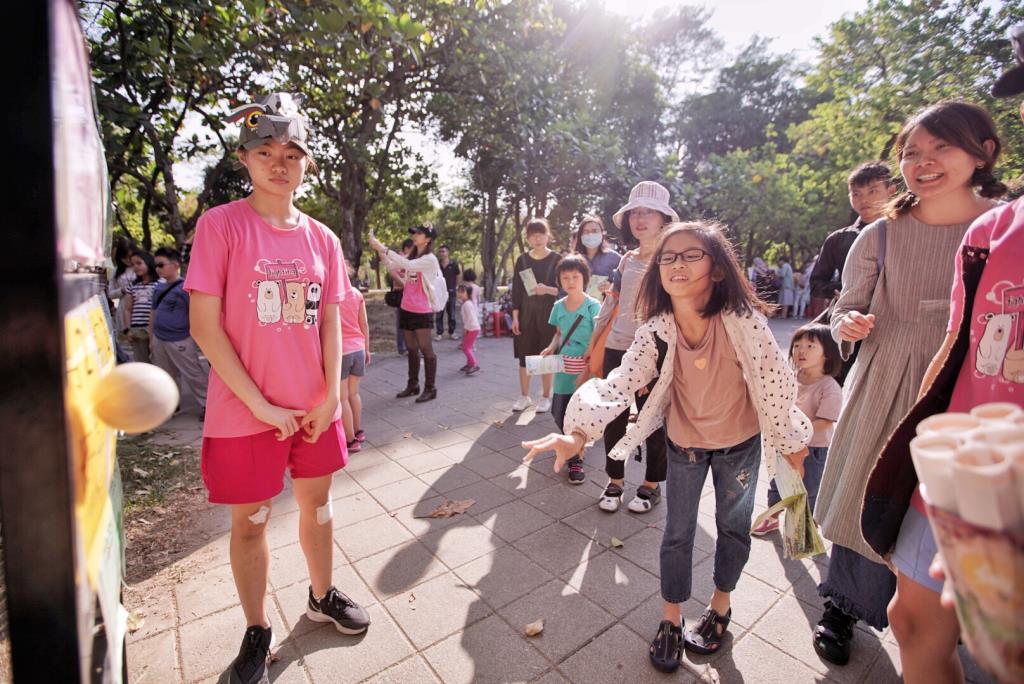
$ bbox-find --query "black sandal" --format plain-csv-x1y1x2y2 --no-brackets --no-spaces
649,620,683,673
684,607,731,655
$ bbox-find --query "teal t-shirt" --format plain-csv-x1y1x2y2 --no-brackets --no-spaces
547,294,601,394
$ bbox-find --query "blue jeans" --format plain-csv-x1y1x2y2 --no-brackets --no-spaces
435,290,457,335
661,434,761,604
766,445,827,512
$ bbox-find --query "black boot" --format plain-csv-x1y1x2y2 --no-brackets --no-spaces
396,353,420,398
416,356,437,403
813,600,855,665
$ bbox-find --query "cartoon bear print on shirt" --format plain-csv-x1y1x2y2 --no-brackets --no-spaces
254,280,282,324
283,281,306,324
305,282,322,326
976,313,1013,377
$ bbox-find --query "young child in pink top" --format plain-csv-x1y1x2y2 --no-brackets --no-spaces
458,284,481,374
339,260,370,452
184,93,369,682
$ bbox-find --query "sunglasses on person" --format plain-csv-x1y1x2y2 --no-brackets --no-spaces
656,248,708,265
154,261,172,269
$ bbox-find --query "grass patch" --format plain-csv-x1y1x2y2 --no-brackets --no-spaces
118,434,201,517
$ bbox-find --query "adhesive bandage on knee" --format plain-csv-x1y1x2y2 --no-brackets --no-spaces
316,500,333,525
248,505,271,525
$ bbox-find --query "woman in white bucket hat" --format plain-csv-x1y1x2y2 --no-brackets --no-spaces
583,181,678,513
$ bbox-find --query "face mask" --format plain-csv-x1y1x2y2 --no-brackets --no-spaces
580,233,603,249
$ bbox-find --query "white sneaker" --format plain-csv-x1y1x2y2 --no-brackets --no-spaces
451,333,461,341
536,397,551,413
434,334,443,341
512,395,533,412
598,483,624,512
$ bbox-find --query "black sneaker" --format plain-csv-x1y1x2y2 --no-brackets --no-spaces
307,586,370,634
567,456,586,485
813,600,855,665
228,625,274,684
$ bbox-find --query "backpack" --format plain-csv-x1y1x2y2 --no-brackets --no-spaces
422,261,449,313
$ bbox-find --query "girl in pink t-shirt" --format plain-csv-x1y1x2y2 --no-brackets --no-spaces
184,93,368,682
339,260,370,453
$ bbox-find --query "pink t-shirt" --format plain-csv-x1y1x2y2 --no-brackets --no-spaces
795,375,843,448
946,197,1024,408
401,272,431,313
340,287,365,354
184,199,346,438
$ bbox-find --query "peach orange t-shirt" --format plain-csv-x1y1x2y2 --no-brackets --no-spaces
667,315,760,449
185,199,347,438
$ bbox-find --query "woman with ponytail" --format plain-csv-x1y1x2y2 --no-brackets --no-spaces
811,100,1004,670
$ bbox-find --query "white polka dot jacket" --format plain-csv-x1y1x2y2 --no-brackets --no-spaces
564,310,812,477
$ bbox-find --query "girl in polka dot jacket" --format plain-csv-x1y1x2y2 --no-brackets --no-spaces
523,222,811,671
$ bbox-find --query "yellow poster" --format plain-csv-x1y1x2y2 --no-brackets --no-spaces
64,295,118,586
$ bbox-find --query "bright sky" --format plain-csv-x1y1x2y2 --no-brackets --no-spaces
602,0,869,55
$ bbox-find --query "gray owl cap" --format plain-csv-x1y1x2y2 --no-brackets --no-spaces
225,93,310,155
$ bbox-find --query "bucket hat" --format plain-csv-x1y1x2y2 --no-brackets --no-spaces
993,23,1024,98
225,93,310,156
612,181,679,229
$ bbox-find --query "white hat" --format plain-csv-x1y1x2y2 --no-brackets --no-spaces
612,181,679,229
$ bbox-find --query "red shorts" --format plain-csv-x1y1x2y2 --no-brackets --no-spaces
201,420,347,504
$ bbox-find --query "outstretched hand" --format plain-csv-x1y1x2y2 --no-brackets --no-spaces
522,432,585,473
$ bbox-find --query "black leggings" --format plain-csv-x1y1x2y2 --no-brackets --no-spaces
403,328,436,362
602,347,667,483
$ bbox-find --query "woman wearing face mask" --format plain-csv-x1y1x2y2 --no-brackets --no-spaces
574,214,621,294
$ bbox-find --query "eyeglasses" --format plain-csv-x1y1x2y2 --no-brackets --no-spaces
154,262,170,268
657,249,708,266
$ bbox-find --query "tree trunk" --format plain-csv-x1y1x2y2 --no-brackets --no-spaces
481,186,499,300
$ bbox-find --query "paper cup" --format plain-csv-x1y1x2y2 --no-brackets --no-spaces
970,402,1024,425
910,433,960,513
916,412,981,437
951,446,1022,531
964,425,1024,457
925,504,1024,684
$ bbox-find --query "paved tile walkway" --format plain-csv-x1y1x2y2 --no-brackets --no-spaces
126,319,991,683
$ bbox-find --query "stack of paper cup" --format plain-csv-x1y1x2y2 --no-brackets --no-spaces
910,402,1024,684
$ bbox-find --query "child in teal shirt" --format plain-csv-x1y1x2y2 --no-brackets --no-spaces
541,254,601,484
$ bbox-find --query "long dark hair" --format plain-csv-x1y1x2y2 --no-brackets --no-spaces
130,249,158,283
113,236,136,278
636,222,770,321
410,222,436,259
618,211,673,250
886,100,1006,218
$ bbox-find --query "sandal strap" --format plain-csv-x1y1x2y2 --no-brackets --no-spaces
695,608,731,641
603,484,624,497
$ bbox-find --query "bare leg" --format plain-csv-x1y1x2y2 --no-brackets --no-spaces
889,570,963,684
518,366,531,397
541,372,552,399
339,379,353,441
230,500,273,627
347,375,362,434
293,474,335,597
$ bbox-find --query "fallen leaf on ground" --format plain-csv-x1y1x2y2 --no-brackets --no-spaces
610,537,624,548
402,432,413,439
525,619,544,636
414,499,475,519
126,612,146,633
133,467,150,478
492,420,505,428
408,593,416,611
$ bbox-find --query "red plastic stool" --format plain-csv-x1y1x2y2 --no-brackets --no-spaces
489,311,506,337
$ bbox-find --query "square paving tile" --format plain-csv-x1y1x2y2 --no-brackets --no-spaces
296,604,413,684
353,539,449,600
562,551,661,618
752,592,881,681
329,470,363,500
441,478,517,515
497,578,615,662
382,571,492,650
474,500,556,543
514,523,602,576
368,476,438,512
522,483,598,520
563,504,650,545
335,514,414,561
488,464,559,496
331,491,389,529
459,449,520,478
363,655,440,683
127,628,178,684
175,561,238,624
390,449,456,475
347,461,414,490
688,555,786,630
706,632,822,684
453,545,554,609
416,463,484,494
422,614,550,684
420,521,504,569
388,495,470,537
559,623,699,683
417,428,472,450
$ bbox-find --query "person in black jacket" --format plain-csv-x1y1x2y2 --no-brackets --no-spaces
808,162,896,317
